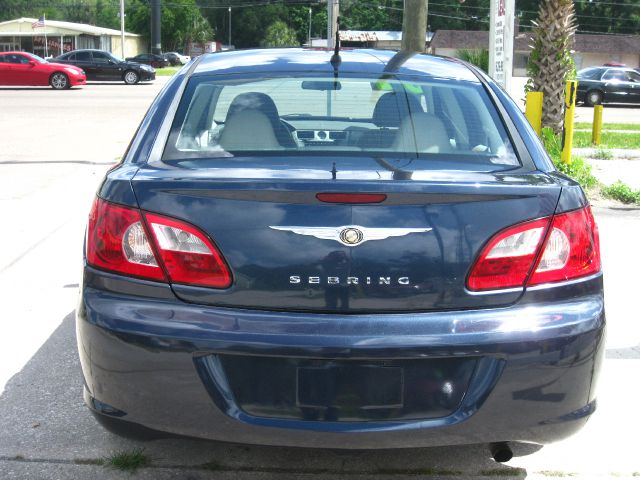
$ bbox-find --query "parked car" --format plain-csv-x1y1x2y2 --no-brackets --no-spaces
54,49,155,84
577,66,640,106
164,52,190,66
125,53,169,69
0,51,85,89
78,49,604,459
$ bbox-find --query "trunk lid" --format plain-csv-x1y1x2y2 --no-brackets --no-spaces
131,158,561,312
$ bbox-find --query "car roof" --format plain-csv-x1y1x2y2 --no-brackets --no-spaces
583,66,637,73
192,48,480,81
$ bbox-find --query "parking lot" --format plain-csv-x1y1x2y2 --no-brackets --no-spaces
0,79,639,479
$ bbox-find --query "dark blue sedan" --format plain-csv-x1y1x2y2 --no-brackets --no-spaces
77,49,604,460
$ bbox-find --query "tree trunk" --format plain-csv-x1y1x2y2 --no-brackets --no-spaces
528,0,577,134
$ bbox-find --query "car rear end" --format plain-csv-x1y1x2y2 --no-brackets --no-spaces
77,49,604,449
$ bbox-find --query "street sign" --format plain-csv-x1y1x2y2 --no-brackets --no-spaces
489,0,514,92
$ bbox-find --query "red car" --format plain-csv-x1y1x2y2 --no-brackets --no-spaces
0,51,86,89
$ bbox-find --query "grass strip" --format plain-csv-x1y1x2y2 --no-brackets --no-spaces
480,468,527,476
104,448,150,472
575,122,640,132
573,131,640,149
155,66,181,76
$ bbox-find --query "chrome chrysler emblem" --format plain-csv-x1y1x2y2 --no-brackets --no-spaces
340,228,364,245
269,225,432,247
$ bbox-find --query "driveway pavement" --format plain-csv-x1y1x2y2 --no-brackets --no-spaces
0,78,639,480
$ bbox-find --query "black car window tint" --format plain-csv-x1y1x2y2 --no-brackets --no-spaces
93,53,108,63
626,71,640,82
0,56,5,63
67,53,76,61
76,51,92,61
9,54,29,64
602,70,625,81
579,68,603,80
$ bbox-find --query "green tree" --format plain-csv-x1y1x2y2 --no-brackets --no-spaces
261,20,299,47
96,0,120,30
456,48,489,72
125,0,213,52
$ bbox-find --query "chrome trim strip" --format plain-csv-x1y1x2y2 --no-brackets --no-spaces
525,272,603,291
269,225,432,247
465,286,524,296
465,272,602,295
146,55,206,165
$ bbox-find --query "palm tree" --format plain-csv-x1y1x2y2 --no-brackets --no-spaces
527,0,577,134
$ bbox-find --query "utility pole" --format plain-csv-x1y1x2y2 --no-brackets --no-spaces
401,0,427,52
119,0,125,58
308,7,312,46
150,0,161,54
327,0,339,49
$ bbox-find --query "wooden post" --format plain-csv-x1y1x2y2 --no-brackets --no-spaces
402,0,427,52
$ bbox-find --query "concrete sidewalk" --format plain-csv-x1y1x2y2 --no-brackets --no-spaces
574,148,640,190
1,207,638,480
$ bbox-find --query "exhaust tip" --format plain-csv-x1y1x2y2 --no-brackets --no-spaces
490,442,513,463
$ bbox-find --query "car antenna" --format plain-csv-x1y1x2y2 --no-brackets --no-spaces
330,16,341,88
330,17,341,66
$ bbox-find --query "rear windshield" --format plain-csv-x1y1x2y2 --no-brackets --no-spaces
162,73,519,170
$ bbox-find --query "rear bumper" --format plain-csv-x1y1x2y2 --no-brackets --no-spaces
77,268,605,448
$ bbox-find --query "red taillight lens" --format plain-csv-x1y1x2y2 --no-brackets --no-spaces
467,206,601,291
527,207,600,286
86,198,232,288
145,213,232,288
467,217,551,291
86,198,165,282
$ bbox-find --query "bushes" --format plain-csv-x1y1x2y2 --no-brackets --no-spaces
541,127,599,189
601,182,640,205
540,127,640,205
455,49,489,72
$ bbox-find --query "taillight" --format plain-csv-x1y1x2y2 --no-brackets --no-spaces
467,217,550,291
86,198,232,288
145,213,232,288
527,207,600,286
467,206,600,291
87,198,166,282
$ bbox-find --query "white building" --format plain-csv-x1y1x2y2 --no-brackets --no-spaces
0,17,146,58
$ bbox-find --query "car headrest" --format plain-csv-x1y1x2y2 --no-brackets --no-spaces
219,110,281,151
372,92,423,128
393,113,452,154
227,92,281,129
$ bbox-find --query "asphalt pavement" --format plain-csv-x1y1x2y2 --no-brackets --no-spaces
0,78,639,479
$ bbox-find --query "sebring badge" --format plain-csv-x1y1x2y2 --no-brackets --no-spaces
269,225,432,247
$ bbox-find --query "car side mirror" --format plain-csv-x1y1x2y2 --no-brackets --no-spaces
29,60,37,66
